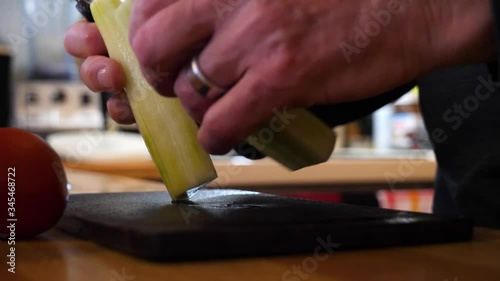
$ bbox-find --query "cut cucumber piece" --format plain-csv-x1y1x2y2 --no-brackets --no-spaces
247,108,337,171
91,0,217,200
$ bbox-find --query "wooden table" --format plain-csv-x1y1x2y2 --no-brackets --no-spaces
1,170,499,281
64,157,437,190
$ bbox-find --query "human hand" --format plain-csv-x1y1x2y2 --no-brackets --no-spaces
128,0,493,154
66,0,494,155
64,20,135,124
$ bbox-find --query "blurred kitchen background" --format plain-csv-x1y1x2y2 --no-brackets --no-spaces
0,0,436,213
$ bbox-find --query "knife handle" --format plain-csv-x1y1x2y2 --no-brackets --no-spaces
76,0,95,22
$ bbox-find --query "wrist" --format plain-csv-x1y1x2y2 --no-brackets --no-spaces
423,0,495,69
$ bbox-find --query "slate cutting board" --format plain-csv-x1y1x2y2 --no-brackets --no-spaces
57,190,473,261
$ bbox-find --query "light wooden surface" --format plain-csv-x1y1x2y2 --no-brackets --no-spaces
0,170,499,281
65,157,437,188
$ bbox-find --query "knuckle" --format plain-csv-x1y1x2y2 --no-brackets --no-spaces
250,1,285,30
251,0,301,32
272,47,300,74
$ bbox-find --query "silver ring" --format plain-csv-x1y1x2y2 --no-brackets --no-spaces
185,57,226,97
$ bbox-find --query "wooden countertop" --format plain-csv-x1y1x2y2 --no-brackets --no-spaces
64,156,437,188
1,170,499,281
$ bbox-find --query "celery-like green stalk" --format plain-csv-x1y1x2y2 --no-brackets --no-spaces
91,0,217,200
247,108,336,171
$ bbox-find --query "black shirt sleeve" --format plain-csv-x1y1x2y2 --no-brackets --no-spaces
309,82,415,127
489,0,500,80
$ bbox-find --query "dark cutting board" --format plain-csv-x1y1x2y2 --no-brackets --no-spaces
57,190,473,261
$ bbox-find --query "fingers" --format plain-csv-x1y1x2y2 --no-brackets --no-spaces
198,70,286,154
129,0,178,38
172,30,248,122
130,0,215,67
173,69,214,123
64,21,107,58
107,93,136,125
171,3,255,123
79,56,133,124
130,0,218,96
80,56,126,93
193,7,255,88
172,35,249,123
128,0,297,155
65,20,134,125
139,50,199,98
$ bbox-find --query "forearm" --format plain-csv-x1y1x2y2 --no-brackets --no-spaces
426,0,495,68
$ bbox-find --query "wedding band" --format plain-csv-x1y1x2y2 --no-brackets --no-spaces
185,57,226,97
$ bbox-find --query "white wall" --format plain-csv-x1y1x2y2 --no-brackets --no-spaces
0,0,81,80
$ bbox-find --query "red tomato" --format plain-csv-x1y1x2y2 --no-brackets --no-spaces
0,128,68,239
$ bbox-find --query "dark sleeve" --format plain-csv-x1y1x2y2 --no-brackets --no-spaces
489,0,500,80
309,81,416,127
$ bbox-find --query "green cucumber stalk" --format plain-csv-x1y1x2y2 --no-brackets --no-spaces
247,108,336,171
91,0,216,200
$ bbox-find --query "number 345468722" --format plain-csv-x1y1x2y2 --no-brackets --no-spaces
8,167,15,192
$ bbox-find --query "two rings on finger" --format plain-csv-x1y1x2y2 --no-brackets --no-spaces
185,56,228,98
